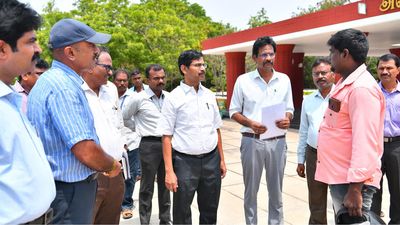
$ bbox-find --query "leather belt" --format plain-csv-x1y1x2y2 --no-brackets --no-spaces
242,132,285,141
174,148,216,159
142,136,162,141
25,208,53,224
384,136,400,143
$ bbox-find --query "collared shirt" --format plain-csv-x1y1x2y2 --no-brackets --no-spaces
123,88,168,137
129,84,149,93
297,86,334,164
159,81,222,155
82,81,125,160
229,69,294,133
379,81,400,137
315,64,384,188
0,81,55,224
27,60,99,182
119,89,141,150
11,81,28,114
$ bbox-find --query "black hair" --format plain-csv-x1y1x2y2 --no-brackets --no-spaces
252,36,276,57
327,28,369,64
130,69,141,77
35,58,49,69
0,0,42,51
178,50,203,75
378,53,400,68
145,64,164,78
112,69,130,81
312,57,334,72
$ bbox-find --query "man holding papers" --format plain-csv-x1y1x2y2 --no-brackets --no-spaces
229,36,294,225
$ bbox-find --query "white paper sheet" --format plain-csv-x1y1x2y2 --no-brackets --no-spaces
260,103,287,140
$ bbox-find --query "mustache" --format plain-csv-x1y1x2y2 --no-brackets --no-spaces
32,53,41,62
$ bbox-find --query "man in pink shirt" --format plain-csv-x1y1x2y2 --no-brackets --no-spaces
315,28,385,223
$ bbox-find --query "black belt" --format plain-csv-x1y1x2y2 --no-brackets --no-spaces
174,148,216,159
25,208,53,224
384,136,400,143
142,136,162,141
242,132,285,141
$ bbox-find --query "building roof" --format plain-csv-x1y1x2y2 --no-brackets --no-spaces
202,0,400,56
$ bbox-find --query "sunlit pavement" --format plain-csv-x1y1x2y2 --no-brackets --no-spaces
120,118,390,225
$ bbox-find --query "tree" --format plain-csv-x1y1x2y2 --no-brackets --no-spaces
293,0,351,17
247,8,272,28
37,0,235,91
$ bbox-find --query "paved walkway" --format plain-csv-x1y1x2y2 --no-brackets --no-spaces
121,118,390,225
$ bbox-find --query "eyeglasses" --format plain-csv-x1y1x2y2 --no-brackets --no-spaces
312,71,331,77
96,63,113,73
115,79,128,83
190,63,208,69
259,53,275,58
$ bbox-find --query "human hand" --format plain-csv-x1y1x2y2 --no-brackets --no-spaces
250,121,267,134
165,171,178,192
296,164,305,178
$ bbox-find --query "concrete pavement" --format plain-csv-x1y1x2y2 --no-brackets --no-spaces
120,118,390,225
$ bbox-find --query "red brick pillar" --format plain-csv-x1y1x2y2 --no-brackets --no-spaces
274,44,295,76
225,52,246,109
291,52,304,109
389,48,400,79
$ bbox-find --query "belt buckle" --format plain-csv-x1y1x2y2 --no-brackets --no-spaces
384,137,390,143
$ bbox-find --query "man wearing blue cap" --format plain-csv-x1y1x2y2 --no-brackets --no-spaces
28,18,121,224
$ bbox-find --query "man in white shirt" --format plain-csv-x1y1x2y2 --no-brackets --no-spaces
229,36,294,225
114,69,142,219
160,50,227,225
129,69,149,93
296,58,335,225
81,47,125,224
123,64,171,225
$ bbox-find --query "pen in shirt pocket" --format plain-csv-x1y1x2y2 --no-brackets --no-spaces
206,103,209,109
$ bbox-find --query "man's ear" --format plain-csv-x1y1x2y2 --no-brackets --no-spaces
21,73,30,81
64,46,76,61
342,49,349,59
180,64,187,75
0,40,11,60
252,55,257,62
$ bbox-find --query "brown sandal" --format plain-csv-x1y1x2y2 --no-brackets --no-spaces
122,209,133,219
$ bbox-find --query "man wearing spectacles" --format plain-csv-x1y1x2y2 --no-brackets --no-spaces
123,64,172,225
81,47,126,224
12,58,49,114
160,50,227,224
296,57,335,225
229,36,294,225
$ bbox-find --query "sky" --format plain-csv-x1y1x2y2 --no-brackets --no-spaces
20,0,325,30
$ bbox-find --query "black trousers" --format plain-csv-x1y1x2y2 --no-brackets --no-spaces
371,140,400,224
172,148,221,225
305,146,328,225
139,137,171,225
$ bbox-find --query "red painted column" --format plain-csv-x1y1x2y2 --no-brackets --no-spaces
225,52,246,109
291,52,304,109
389,48,400,79
275,44,295,76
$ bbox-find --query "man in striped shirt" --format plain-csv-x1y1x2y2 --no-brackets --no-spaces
28,19,121,224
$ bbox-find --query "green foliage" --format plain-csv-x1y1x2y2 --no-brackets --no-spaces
303,56,317,89
292,0,350,17
36,0,234,91
247,8,272,28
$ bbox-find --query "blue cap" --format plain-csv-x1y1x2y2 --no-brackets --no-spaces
49,18,111,49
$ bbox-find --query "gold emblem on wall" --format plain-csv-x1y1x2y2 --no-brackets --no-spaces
380,0,400,11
